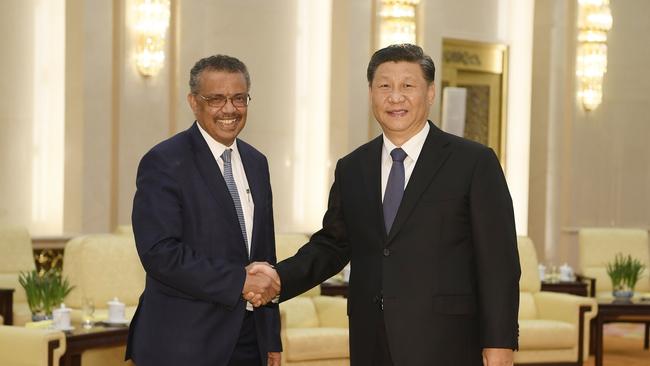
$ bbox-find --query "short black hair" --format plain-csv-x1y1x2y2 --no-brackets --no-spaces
367,44,435,85
189,55,251,93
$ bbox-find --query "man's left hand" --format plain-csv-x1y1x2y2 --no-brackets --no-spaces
268,352,281,366
482,348,514,366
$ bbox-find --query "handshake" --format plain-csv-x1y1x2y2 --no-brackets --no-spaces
242,262,281,307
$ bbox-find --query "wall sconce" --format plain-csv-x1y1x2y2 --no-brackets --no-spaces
134,0,170,77
376,0,420,49
576,0,612,111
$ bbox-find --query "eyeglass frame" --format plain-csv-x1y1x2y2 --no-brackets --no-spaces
195,93,252,109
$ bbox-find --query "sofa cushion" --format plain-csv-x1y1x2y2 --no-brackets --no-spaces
62,234,145,308
285,327,349,361
281,297,319,328
519,319,576,350
519,292,537,320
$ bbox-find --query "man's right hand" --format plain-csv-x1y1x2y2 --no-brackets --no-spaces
242,262,281,307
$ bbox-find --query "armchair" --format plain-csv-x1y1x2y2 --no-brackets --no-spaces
0,325,66,366
276,234,349,365
0,225,37,325
515,236,598,365
62,233,144,365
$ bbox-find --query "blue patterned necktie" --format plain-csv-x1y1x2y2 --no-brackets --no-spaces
221,149,249,256
383,148,407,233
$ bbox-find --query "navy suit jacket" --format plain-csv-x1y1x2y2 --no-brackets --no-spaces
276,122,519,366
126,122,281,366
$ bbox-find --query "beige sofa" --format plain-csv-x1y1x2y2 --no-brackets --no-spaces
515,236,598,365
0,225,37,325
276,234,349,365
0,325,67,366
62,233,144,365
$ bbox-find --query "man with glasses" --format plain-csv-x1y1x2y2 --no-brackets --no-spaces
127,55,281,366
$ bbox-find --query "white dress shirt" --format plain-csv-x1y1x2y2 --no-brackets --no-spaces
197,123,254,253
381,122,430,201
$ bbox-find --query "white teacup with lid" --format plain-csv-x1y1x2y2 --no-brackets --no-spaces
53,303,72,330
107,297,126,323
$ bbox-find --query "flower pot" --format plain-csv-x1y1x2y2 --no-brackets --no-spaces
31,312,52,322
612,289,634,301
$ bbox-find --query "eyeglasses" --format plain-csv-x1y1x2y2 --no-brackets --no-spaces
196,93,252,109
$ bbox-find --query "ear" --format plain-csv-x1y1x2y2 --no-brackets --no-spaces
187,93,198,113
427,83,436,105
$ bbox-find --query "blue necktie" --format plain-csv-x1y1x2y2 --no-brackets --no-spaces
221,149,249,256
383,148,407,233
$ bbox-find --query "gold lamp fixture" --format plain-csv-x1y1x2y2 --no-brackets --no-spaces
576,0,613,111
377,0,420,49
134,0,171,77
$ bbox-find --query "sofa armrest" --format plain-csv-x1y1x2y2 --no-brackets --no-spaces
534,291,598,362
535,291,598,324
312,296,348,328
0,326,66,366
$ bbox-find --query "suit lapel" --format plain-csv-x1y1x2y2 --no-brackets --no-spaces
238,141,264,259
188,123,247,256
360,136,387,242
387,122,452,244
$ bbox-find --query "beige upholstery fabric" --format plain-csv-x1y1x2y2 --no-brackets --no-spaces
0,325,66,366
518,319,576,349
62,234,145,309
284,328,349,361
515,236,598,364
0,225,36,325
578,228,650,294
276,234,349,365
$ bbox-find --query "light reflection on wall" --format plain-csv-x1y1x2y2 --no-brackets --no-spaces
292,0,332,232
31,0,65,234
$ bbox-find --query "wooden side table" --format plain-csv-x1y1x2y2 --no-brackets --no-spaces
592,299,650,366
59,323,129,366
0,288,14,325
320,282,349,298
540,280,588,297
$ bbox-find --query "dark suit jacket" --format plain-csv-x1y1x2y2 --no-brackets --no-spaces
276,122,520,366
126,122,281,366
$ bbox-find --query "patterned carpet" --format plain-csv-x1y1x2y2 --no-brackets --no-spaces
583,324,650,366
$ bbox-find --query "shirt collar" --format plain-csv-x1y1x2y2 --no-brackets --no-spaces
197,121,240,161
382,121,430,162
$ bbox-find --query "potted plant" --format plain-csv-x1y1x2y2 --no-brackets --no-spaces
606,253,646,300
18,269,74,321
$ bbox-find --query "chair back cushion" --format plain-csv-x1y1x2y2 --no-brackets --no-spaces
578,228,649,292
280,297,319,328
62,234,145,308
517,236,540,319
275,233,321,297
0,226,36,302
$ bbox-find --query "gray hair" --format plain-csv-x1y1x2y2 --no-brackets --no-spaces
189,54,251,93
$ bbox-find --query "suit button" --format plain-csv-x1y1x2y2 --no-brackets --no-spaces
383,248,390,257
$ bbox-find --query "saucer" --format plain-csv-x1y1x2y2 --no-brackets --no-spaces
104,319,129,325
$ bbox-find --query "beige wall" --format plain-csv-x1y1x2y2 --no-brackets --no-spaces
421,0,535,235
0,0,35,228
529,0,650,266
